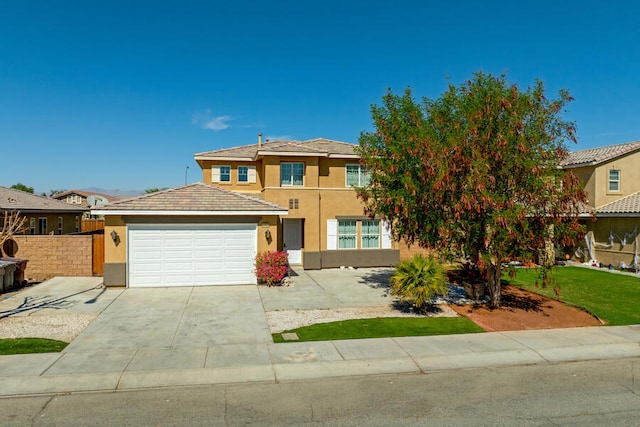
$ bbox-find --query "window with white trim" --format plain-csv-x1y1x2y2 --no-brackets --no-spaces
238,166,249,182
338,220,357,249
361,220,380,249
328,219,392,250
212,165,232,183
66,194,82,204
30,218,36,235
281,163,304,186
346,164,370,187
608,169,620,192
220,166,231,182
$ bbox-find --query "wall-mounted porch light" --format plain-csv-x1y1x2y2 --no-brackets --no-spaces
110,230,118,243
264,229,271,241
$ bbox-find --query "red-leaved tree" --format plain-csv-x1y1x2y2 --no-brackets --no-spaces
357,72,587,308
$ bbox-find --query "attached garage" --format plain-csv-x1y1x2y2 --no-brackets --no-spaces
93,183,287,288
128,224,257,287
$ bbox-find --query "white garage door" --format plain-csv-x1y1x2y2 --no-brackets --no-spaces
128,224,257,287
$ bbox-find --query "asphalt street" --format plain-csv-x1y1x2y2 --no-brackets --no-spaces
2,357,639,426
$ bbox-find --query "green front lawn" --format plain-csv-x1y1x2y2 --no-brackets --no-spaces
504,266,640,326
272,317,484,343
0,338,68,355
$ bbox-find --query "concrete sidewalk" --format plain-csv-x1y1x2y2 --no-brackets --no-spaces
0,325,639,396
0,270,639,397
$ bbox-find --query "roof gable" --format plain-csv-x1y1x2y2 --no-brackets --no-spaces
51,189,119,202
0,186,88,213
92,183,287,215
561,140,640,168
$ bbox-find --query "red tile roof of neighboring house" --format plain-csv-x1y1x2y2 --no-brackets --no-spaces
595,191,640,216
561,140,640,168
194,138,358,160
92,183,287,214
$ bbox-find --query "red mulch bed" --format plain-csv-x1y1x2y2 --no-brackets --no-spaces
448,285,602,332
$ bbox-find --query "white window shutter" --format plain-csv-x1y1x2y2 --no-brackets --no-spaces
381,220,392,249
327,219,338,250
248,165,256,183
212,165,221,183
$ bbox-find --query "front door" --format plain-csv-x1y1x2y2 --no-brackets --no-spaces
283,219,303,265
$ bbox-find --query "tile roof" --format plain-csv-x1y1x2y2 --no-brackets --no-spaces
93,183,287,213
596,191,640,216
0,186,88,213
194,138,357,159
561,140,640,167
51,189,120,203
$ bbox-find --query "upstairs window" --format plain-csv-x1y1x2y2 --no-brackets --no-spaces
346,164,370,187
220,166,231,182
609,169,620,192
281,163,304,186
212,165,231,183
238,166,248,182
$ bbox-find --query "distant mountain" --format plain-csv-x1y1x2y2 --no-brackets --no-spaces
80,187,144,198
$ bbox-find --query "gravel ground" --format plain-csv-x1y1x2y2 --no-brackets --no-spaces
0,314,96,342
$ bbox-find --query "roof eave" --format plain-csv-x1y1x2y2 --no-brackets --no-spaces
92,209,288,216
194,155,255,162
256,150,328,157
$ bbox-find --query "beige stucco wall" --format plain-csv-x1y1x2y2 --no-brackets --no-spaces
102,214,279,265
196,159,264,193
591,151,640,208
570,166,596,207
581,217,640,267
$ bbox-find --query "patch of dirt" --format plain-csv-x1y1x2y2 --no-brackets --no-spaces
448,285,602,332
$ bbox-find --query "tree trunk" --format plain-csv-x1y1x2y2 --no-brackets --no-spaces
486,263,501,309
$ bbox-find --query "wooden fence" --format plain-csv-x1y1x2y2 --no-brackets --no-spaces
82,219,105,232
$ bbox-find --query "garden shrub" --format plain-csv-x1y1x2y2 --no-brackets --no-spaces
255,251,289,286
390,254,448,310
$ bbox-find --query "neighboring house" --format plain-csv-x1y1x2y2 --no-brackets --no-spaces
561,140,640,267
94,136,405,288
0,186,88,235
51,189,118,208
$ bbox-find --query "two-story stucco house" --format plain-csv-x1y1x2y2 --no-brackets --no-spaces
194,137,400,269
95,137,403,288
561,140,640,267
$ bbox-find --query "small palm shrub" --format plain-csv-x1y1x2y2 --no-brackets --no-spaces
390,254,448,310
255,251,289,286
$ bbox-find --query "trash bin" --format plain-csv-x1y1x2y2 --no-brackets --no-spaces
0,257,27,289
0,261,16,292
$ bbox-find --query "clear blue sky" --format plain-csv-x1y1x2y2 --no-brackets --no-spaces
2,1,639,195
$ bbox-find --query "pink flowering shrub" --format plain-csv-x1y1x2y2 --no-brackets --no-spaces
255,251,289,286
